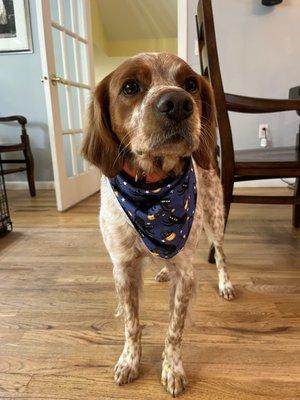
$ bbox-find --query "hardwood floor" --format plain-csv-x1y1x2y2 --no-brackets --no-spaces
0,188,299,400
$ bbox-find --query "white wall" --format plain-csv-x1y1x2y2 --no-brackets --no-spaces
188,0,300,150
0,0,53,182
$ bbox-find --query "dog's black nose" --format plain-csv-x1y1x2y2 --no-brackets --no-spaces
156,91,193,122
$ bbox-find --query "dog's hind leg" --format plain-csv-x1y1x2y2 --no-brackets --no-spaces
200,169,235,300
161,262,195,397
113,259,142,385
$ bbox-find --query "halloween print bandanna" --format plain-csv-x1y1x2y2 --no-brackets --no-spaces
109,158,197,259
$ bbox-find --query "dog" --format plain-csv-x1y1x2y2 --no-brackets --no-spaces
82,53,235,396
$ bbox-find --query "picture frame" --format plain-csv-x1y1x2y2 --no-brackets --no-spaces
0,0,32,54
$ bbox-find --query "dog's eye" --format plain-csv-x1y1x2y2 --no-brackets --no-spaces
185,77,198,93
122,80,140,95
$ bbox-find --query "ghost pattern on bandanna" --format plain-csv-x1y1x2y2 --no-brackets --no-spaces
109,158,197,259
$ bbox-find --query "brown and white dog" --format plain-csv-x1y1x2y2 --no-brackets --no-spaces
82,53,234,396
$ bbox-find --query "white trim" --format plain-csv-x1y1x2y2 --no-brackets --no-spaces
51,77,91,90
5,179,294,191
36,0,99,211
62,128,82,135
51,21,87,44
177,0,188,61
235,179,295,188
6,181,55,190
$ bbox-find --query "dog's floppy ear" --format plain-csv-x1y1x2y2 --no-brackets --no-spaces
82,73,122,177
193,76,217,170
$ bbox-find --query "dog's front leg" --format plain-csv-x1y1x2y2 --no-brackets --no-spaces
201,170,235,300
113,260,142,385
161,262,195,397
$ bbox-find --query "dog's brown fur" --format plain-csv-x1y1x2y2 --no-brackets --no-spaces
82,53,234,396
82,53,216,177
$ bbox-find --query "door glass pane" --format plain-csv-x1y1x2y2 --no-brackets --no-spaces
74,133,84,174
62,0,72,31
63,135,73,177
77,88,85,127
82,88,91,110
77,0,86,38
71,87,81,129
58,85,68,131
70,0,79,33
52,28,64,77
50,0,59,22
78,41,89,84
66,35,76,82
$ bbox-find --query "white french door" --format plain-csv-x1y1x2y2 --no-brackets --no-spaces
37,0,99,211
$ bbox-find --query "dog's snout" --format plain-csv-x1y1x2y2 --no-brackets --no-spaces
156,91,193,122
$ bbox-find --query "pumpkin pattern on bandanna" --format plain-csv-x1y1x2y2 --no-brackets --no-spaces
109,158,197,259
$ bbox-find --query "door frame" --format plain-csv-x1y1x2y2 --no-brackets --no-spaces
35,0,188,201
177,0,188,61
36,0,100,211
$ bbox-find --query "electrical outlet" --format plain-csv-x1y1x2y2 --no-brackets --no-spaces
259,124,269,147
259,124,268,139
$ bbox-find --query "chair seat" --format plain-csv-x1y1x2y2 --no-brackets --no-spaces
0,143,25,152
2,167,27,175
235,146,300,177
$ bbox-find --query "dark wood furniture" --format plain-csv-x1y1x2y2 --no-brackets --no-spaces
0,115,36,197
196,0,300,263
0,153,12,235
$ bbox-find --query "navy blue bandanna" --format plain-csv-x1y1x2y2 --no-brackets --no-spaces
109,158,197,259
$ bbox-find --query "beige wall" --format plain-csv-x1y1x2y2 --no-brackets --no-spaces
91,0,125,82
91,0,177,82
93,46,127,83
106,38,177,57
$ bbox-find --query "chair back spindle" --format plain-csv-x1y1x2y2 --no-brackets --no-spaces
196,0,235,183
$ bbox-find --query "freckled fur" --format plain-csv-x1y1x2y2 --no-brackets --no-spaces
82,52,235,396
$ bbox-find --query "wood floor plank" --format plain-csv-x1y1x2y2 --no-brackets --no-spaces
0,188,299,399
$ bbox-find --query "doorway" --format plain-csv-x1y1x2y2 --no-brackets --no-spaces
91,0,185,82
37,0,187,211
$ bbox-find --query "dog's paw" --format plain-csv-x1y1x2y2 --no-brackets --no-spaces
155,267,170,283
114,355,139,385
161,358,188,397
219,280,235,300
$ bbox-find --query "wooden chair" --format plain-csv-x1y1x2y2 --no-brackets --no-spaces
196,0,300,263
0,115,36,197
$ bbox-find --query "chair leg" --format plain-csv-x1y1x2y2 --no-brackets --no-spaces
292,177,300,228
23,136,36,197
208,178,233,264
208,243,215,264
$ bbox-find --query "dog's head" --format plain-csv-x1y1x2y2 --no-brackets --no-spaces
82,53,216,177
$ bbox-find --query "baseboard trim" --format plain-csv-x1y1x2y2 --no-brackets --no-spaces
5,179,295,190
234,178,295,188
5,181,55,190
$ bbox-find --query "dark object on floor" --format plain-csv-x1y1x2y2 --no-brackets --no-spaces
262,0,283,6
0,153,12,235
196,0,300,263
0,115,36,197
289,86,300,116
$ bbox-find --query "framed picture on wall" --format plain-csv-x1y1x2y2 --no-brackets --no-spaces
0,0,32,54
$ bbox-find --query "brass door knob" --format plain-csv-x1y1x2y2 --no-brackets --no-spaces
50,73,66,85
41,74,66,85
